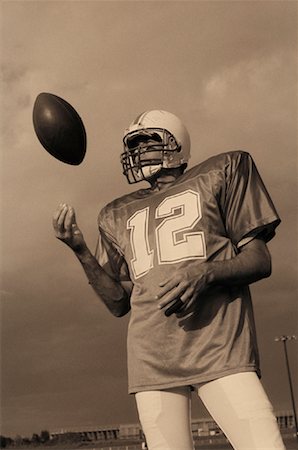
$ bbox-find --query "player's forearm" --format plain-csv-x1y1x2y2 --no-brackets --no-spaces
74,244,130,317
206,238,271,287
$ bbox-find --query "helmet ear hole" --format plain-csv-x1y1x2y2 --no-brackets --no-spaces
168,135,177,149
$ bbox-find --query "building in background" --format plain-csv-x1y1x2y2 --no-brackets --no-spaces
49,411,295,443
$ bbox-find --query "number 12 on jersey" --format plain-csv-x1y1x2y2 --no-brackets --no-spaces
127,190,207,279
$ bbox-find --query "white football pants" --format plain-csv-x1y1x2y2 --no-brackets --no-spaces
135,372,286,450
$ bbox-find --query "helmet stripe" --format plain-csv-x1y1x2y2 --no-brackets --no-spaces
132,111,147,126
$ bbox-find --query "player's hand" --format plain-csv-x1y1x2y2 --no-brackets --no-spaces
52,203,86,252
156,264,210,316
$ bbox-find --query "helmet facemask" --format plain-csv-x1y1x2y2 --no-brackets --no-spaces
121,128,183,184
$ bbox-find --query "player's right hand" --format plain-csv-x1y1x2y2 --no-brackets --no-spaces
52,203,86,252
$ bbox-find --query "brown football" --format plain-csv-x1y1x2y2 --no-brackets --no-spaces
33,92,87,165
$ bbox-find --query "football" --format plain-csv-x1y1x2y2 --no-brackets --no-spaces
33,92,87,165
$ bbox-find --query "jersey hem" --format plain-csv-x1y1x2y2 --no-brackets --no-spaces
128,365,260,394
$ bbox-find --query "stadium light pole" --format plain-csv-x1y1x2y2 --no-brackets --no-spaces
275,335,298,441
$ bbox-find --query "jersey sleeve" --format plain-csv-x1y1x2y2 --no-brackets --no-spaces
95,210,131,282
223,151,281,247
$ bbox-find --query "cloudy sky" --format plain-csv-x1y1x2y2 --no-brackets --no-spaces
1,0,297,439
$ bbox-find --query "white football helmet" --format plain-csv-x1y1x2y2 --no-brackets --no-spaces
121,110,191,183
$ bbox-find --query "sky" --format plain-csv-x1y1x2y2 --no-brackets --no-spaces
1,0,297,439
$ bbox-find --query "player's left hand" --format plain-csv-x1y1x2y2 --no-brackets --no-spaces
156,263,210,316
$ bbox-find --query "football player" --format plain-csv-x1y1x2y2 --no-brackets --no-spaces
53,110,285,450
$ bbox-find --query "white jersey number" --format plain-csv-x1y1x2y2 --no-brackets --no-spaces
127,207,154,279
127,189,206,279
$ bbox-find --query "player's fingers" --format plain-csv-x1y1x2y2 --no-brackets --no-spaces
157,278,183,297
158,277,180,288
179,289,201,316
69,206,77,222
72,225,82,236
52,203,66,229
69,207,82,236
64,206,76,231
177,288,196,313
158,278,169,288
56,205,68,230
179,287,193,304
158,286,186,309
181,295,196,313
164,298,185,317
53,205,67,233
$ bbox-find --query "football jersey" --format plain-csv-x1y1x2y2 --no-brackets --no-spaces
95,151,280,393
